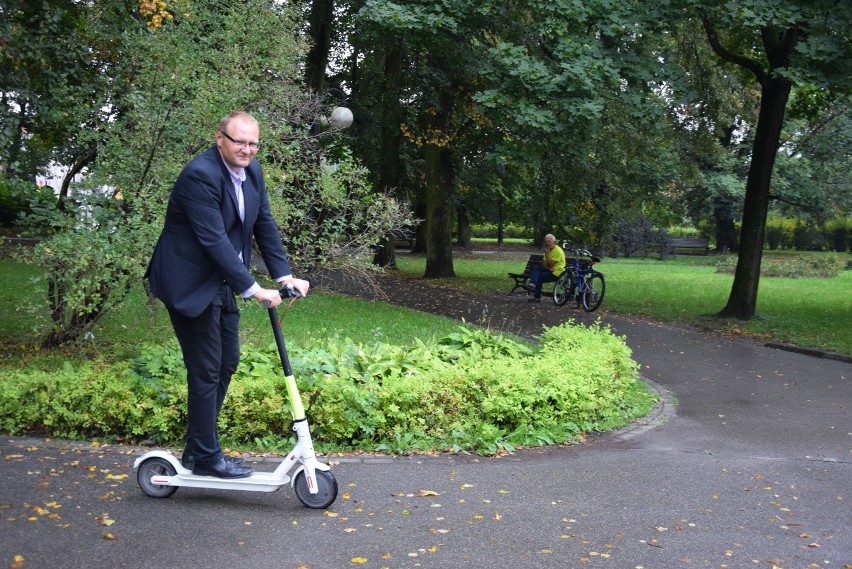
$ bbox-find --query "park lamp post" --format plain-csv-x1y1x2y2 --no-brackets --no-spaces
310,105,353,139
328,106,354,130
317,106,353,173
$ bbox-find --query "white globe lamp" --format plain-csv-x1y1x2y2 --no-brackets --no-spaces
329,106,354,129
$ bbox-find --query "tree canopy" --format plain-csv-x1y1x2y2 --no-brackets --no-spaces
3,0,850,338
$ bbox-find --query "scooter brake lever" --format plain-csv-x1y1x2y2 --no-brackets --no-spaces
279,285,303,299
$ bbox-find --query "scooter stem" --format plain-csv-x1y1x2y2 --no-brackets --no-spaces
268,306,306,421
285,374,306,422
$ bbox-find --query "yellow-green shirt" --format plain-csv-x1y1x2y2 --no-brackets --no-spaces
544,244,565,275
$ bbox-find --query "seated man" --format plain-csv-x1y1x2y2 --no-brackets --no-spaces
528,234,565,303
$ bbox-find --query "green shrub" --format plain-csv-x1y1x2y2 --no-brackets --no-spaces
470,223,530,240
765,216,851,252
793,222,827,251
764,217,795,250
665,225,704,239
0,323,655,455
825,218,850,252
0,358,184,443
0,175,56,228
765,224,786,250
604,214,671,258
715,253,846,278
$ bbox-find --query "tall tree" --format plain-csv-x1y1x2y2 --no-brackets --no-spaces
354,1,485,278
352,0,668,274
674,1,851,319
304,0,335,93
0,0,106,189
11,0,407,346
364,35,405,267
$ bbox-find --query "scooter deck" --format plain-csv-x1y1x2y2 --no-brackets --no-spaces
150,470,291,493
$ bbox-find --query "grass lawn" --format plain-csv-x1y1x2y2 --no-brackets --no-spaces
0,258,479,364
2,250,849,357
395,252,852,355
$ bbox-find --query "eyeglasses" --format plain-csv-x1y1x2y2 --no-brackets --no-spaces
219,130,260,150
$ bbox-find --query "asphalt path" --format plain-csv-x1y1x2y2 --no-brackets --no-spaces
1,273,849,569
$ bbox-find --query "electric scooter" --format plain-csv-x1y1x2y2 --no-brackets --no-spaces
134,286,338,509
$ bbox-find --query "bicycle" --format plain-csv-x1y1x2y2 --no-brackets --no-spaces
552,247,605,312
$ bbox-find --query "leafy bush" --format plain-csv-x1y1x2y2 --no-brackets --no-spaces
0,358,184,443
715,253,846,278
765,216,850,251
602,214,672,258
665,225,704,239
0,323,655,455
825,218,850,252
765,217,796,250
470,223,531,240
793,222,827,251
0,175,55,228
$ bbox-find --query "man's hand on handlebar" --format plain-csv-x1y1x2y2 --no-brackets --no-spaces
254,277,310,308
253,287,285,309
279,277,309,298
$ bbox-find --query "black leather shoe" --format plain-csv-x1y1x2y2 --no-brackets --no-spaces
181,454,245,469
192,458,254,479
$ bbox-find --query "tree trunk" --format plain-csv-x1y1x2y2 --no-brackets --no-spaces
713,196,738,253
304,0,334,93
423,142,455,278
497,198,504,245
700,17,799,320
372,38,404,268
412,199,427,254
529,163,551,247
457,202,471,248
719,74,791,318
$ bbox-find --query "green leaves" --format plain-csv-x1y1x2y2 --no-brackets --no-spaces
0,321,653,456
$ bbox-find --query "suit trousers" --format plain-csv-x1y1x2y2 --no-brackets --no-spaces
167,283,240,465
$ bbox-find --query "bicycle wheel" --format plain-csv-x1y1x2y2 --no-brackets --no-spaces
552,272,572,306
581,272,605,312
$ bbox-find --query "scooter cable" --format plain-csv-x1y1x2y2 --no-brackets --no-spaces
277,296,299,326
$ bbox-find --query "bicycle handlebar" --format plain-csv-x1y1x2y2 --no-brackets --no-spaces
561,244,601,264
562,245,592,256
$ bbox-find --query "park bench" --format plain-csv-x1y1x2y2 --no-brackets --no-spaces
392,228,415,249
670,237,710,255
507,254,544,295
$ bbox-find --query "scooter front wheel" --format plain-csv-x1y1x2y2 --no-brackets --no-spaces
294,469,338,509
137,457,179,498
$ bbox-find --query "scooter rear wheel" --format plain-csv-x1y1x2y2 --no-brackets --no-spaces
137,457,179,498
294,469,338,509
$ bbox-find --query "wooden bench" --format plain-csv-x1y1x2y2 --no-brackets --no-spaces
392,228,415,249
507,254,544,295
670,237,710,255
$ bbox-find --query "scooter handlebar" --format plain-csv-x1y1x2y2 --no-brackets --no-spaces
261,285,304,308
278,285,303,299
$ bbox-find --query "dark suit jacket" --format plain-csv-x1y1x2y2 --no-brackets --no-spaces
147,145,290,317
